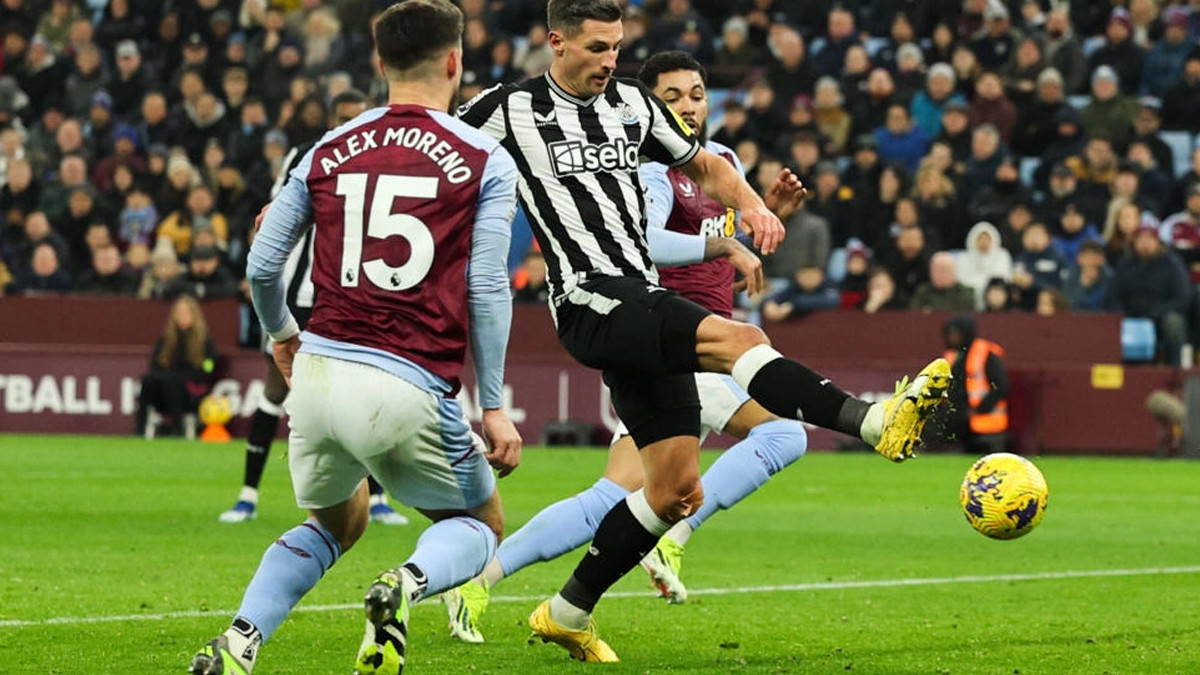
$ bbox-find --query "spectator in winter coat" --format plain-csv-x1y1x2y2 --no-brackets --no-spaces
874,103,930,174
1052,202,1105,262
910,63,965,139
968,72,1018,144
1088,8,1146,95
1081,65,1137,149
1013,222,1068,310
1111,223,1191,365
1140,7,1192,99
958,221,1014,309
910,251,977,312
1062,240,1115,311
1162,51,1200,133
761,265,841,321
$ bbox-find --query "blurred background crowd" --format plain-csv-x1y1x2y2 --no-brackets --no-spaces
3,0,1200,365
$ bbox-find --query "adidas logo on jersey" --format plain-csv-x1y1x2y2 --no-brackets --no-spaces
548,138,638,177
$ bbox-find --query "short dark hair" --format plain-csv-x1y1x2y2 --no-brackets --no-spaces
332,88,369,108
547,0,622,35
637,50,706,89
331,88,369,124
373,0,463,74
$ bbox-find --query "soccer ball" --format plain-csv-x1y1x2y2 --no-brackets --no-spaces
959,452,1048,540
198,394,234,427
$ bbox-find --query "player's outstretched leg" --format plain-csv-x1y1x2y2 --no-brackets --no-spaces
190,518,343,674
641,417,806,603
367,477,410,526
219,400,283,523
724,333,950,461
443,476,631,642
356,516,496,674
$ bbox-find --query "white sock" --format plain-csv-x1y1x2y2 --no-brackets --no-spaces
730,344,784,391
238,486,259,504
861,403,884,446
223,618,262,671
664,520,693,547
549,593,591,630
480,558,505,587
369,492,387,507
626,490,671,536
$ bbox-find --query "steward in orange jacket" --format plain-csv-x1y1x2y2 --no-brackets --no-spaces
942,314,1010,452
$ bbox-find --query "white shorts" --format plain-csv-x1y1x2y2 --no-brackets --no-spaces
612,372,751,444
284,353,495,511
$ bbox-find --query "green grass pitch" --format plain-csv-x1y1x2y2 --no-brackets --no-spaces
2,434,1200,674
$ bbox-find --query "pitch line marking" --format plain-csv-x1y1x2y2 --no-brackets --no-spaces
3,565,1199,628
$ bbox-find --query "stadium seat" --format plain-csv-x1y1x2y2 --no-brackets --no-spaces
1082,35,1105,59
1019,156,1040,187
1121,317,1158,363
1067,95,1091,109
809,37,826,57
1158,130,1193,178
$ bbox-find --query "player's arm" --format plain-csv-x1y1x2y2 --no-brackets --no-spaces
635,82,785,255
469,146,522,477
678,149,785,255
245,150,316,383
641,161,765,295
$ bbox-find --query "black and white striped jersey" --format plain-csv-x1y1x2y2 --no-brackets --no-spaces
271,143,316,312
458,73,700,295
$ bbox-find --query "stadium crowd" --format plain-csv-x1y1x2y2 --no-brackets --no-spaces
1,0,1200,364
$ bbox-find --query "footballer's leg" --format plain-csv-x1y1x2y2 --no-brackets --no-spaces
191,485,368,675
444,435,641,643
643,390,807,603
695,315,950,462
531,371,700,663
193,354,375,674
219,356,287,523
354,379,499,674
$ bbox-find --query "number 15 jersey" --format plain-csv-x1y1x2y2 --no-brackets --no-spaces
249,104,518,406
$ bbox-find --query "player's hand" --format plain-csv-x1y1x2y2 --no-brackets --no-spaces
762,168,808,221
481,408,522,477
271,334,301,386
739,204,785,256
722,237,765,298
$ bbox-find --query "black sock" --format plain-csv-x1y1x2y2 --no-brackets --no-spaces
559,499,660,614
747,358,868,437
243,409,279,489
367,475,385,497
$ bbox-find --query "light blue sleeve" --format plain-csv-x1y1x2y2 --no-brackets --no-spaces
247,151,315,340
640,162,706,267
468,146,519,410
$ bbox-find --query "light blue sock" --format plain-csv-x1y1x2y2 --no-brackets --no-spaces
235,519,341,642
685,420,807,531
406,516,497,599
496,477,630,577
